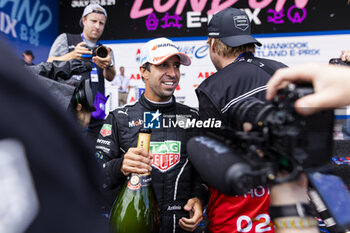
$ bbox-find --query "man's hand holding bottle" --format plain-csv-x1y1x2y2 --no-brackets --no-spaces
120,147,153,176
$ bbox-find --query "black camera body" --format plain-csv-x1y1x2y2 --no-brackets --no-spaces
232,84,334,171
188,84,334,194
329,58,350,66
28,60,95,112
188,85,350,232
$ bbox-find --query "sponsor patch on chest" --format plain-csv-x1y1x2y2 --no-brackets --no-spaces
150,141,181,172
100,124,112,137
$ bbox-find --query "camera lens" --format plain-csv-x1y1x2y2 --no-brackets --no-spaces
71,79,95,112
94,46,108,58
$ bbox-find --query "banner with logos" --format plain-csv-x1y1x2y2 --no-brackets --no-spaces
62,0,350,125
104,32,350,110
0,0,58,63
62,1,350,40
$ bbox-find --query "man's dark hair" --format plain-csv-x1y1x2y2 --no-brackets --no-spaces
140,62,151,82
142,62,151,72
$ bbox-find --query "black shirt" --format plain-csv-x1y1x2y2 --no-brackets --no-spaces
196,52,287,127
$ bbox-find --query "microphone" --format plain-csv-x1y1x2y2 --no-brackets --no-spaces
187,136,272,195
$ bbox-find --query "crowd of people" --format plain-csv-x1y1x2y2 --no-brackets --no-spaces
3,3,350,233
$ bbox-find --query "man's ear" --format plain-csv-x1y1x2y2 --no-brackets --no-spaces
81,17,86,27
210,39,216,53
140,66,148,81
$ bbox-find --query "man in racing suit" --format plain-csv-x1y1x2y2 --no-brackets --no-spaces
95,38,208,233
195,8,287,233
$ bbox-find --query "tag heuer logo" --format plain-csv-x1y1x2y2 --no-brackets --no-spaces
143,110,161,129
100,124,112,137
150,141,181,172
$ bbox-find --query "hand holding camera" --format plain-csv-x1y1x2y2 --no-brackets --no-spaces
266,63,350,114
77,43,111,69
69,42,92,60
340,50,350,63
92,46,112,69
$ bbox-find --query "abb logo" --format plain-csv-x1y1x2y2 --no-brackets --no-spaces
130,74,141,80
136,49,141,63
198,72,214,78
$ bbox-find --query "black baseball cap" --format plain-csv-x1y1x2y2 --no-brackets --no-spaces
207,7,262,47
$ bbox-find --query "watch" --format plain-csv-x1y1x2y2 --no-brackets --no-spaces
106,59,114,70
269,203,315,219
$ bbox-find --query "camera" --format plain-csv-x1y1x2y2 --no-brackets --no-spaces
93,45,108,58
188,84,333,193
198,84,334,192
81,45,109,58
230,84,334,170
70,78,95,112
27,60,95,111
329,58,350,66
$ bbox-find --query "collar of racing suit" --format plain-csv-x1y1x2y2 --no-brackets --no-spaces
139,93,177,111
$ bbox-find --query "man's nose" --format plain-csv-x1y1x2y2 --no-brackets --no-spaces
166,65,177,77
94,22,101,29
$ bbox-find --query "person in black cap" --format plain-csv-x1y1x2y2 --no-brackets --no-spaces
47,3,115,145
22,50,35,66
195,7,288,233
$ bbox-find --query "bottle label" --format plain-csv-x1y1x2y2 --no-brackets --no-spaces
127,174,152,190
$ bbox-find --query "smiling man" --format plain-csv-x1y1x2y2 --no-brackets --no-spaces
95,38,208,233
47,3,116,144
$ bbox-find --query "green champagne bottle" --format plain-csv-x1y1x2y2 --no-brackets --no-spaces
109,128,159,233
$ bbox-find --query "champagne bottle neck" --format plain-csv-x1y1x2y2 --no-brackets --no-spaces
127,130,153,190
137,132,151,151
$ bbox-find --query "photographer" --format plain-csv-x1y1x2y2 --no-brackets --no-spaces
48,3,115,144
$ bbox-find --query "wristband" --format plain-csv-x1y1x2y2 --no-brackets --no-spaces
269,203,314,219
274,216,318,229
